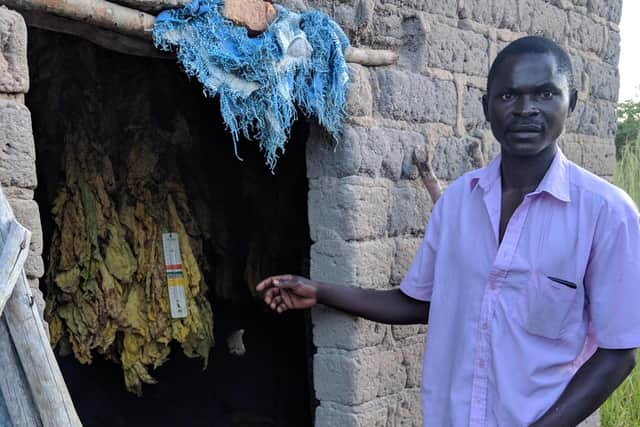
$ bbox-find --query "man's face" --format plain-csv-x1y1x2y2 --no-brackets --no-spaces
482,52,577,158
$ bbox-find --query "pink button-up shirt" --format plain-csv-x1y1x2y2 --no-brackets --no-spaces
401,149,640,426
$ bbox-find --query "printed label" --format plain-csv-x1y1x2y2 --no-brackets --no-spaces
162,233,188,319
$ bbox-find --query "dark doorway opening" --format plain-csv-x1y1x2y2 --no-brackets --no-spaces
27,29,313,427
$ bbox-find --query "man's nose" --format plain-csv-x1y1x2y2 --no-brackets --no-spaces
514,95,539,116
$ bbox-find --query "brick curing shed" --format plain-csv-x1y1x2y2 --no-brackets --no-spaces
0,0,621,426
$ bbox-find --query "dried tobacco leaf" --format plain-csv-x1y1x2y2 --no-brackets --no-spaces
46,124,214,395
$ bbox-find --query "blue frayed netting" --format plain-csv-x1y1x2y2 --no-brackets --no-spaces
153,0,350,171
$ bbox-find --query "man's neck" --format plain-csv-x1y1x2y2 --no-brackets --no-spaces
500,144,557,193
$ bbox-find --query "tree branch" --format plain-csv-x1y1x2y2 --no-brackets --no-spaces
413,145,443,204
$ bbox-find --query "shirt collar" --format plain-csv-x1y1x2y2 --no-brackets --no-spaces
470,148,571,202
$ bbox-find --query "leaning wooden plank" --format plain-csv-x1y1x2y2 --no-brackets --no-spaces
4,272,81,427
0,190,16,234
0,0,155,39
0,392,10,427
0,220,30,315
0,393,10,427
0,316,43,427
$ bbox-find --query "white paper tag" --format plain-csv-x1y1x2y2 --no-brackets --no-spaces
162,232,188,319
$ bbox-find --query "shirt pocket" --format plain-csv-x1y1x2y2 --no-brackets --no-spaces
524,272,578,339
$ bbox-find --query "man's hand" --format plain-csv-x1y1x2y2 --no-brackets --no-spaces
257,275,429,324
256,274,318,313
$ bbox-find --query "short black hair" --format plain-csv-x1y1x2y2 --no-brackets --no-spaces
487,36,574,94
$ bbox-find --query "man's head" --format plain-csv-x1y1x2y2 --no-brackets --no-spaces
483,36,578,158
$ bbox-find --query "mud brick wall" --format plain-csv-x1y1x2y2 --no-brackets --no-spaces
0,6,45,316
0,0,621,425
277,0,623,425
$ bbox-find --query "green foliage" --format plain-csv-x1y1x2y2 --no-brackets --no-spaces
602,137,640,427
614,135,640,205
616,100,640,159
601,350,640,427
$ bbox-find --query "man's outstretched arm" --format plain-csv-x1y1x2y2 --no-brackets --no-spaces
256,274,429,325
531,347,636,427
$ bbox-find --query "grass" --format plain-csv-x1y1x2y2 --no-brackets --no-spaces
601,137,640,427
602,358,640,427
613,137,640,205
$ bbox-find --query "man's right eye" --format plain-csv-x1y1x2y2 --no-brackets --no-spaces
500,93,514,101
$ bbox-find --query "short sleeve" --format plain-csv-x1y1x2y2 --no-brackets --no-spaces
400,199,441,302
585,200,640,349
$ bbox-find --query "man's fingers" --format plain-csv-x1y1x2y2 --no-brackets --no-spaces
272,275,296,288
270,295,283,310
264,287,280,304
257,275,309,313
256,277,273,292
256,274,293,292
281,290,294,309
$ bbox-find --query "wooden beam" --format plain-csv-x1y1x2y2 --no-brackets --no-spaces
21,10,172,59
344,46,399,67
1,0,399,65
0,0,155,39
109,0,189,14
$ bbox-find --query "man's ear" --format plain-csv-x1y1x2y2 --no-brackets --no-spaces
568,89,578,114
482,94,490,122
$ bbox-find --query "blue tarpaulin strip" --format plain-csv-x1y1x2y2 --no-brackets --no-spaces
153,0,350,171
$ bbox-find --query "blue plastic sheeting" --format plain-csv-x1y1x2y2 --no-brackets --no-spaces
153,0,350,171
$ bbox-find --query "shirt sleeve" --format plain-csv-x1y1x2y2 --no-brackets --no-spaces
400,198,441,302
585,198,640,349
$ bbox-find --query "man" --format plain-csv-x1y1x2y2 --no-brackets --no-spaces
256,36,640,426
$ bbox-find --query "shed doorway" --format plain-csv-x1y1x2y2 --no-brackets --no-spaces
26,29,314,427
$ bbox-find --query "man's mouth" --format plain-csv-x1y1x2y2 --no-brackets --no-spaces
507,123,543,133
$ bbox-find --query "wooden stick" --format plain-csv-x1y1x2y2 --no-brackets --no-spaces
109,0,189,13
4,272,82,427
0,316,43,427
469,139,487,168
0,0,156,39
413,145,443,204
0,221,29,315
0,188,81,427
345,46,399,66
1,0,399,65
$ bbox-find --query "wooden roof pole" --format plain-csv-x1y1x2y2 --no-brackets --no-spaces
0,0,156,39
0,0,399,66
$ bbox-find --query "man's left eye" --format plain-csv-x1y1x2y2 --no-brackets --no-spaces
539,90,554,99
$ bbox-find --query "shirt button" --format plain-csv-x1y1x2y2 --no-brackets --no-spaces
478,360,485,368
482,323,488,330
